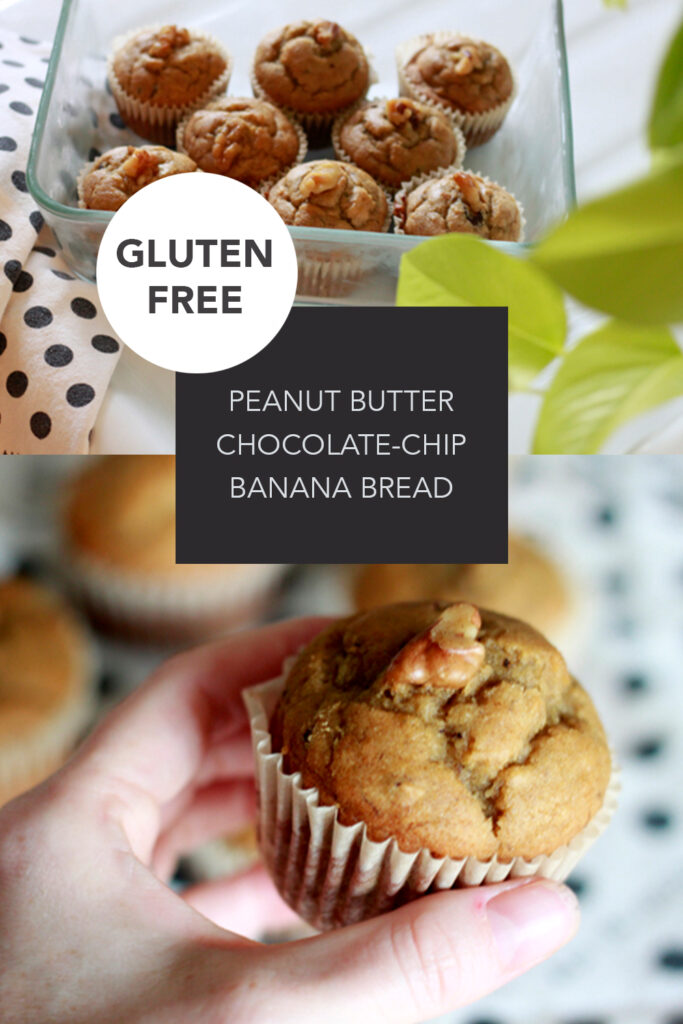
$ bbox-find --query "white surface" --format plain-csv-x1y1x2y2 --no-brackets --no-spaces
2,0,681,451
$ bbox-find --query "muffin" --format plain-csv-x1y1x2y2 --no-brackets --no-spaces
353,535,570,647
252,20,370,137
394,168,523,241
397,32,514,146
177,97,306,188
61,456,284,645
265,159,390,298
333,97,465,191
0,577,95,807
245,601,617,929
78,145,197,211
108,24,232,145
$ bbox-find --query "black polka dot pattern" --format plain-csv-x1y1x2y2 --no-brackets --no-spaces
0,332,6,356
11,169,27,192
71,297,97,319
6,370,28,397
0,85,8,95
109,111,126,129
32,246,55,257
0,136,17,151
44,344,73,367
631,736,665,759
91,334,119,354
9,100,32,115
52,269,75,281
29,211,44,233
29,410,51,438
66,383,95,407
0,219,12,241
641,809,672,830
24,76,44,89
24,306,53,328
658,948,683,970
88,146,101,162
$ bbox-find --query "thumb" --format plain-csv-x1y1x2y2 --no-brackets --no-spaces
265,878,579,1023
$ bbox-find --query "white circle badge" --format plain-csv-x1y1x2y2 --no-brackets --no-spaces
96,173,298,373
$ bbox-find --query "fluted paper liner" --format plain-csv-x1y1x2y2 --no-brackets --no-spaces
175,98,307,188
396,31,516,148
107,26,233,147
260,168,392,300
244,675,620,931
331,97,467,193
393,164,526,242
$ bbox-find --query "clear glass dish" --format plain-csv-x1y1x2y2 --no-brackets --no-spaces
27,0,575,305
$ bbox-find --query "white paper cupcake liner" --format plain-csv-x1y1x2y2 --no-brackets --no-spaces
175,98,307,188
0,629,97,807
261,168,392,299
331,97,467,193
396,31,516,148
393,164,526,242
62,550,286,641
107,26,233,147
244,674,620,931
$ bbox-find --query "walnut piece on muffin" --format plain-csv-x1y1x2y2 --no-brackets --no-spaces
403,35,513,116
397,169,521,240
180,98,301,186
79,145,196,211
337,98,461,189
272,601,611,862
253,20,370,115
111,25,227,107
267,159,388,231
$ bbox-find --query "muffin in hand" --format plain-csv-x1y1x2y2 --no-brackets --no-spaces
246,601,616,930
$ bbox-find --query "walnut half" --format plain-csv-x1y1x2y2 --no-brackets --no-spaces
383,602,485,691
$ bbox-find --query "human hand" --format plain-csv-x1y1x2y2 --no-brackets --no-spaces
0,617,580,1024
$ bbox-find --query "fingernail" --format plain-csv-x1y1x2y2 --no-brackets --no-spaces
487,880,579,972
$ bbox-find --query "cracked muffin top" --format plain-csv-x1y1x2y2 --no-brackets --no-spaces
80,145,197,211
180,97,301,185
253,20,370,115
337,98,461,189
402,35,513,116
111,25,228,107
267,159,388,231
272,601,611,861
397,169,521,240
353,536,569,643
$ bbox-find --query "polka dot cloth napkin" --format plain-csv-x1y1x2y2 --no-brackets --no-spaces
0,30,122,454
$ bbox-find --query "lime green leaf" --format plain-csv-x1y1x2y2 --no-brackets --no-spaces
649,15,683,151
396,234,566,389
603,0,627,7
533,320,683,453
532,160,683,325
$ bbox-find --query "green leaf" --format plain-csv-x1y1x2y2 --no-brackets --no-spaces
603,0,627,7
396,234,566,389
531,160,683,325
649,15,683,151
533,320,683,453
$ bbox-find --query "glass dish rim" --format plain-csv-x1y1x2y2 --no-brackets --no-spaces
26,0,577,251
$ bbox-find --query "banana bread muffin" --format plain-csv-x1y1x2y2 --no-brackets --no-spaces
354,536,569,645
398,33,514,146
272,601,611,862
252,20,370,133
62,456,283,644
108,24,231,145
0,577,95,807
394,168,522,240
178,97,304,187
78,145,197,211
266,159,389,231
334,97,464,190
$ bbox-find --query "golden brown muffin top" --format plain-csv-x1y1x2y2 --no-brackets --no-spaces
63,456,241,580
0,577,91,738
403,35,513,115
354,536,569,641
338,98,459,189
254,20,369,114
112,25,227,107
267,159,388,231
274,601,611,861
397,169,521,240
80,145,196,211
181,97,300,185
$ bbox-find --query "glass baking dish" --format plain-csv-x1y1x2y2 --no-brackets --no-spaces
27,0,575,305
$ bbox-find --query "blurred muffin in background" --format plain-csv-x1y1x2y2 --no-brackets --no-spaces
0,576,96,807
61,456,284,645
353,535,571,648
